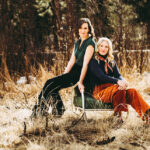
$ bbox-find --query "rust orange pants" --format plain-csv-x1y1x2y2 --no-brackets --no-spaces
93,83,150,119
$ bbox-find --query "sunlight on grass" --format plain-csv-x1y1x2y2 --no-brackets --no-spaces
0,65,150,149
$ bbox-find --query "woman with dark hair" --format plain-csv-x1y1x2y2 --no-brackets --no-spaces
33,18,96,117
89,37,150,124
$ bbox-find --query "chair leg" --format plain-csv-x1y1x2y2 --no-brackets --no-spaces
80,111,88,125
81,90,87,123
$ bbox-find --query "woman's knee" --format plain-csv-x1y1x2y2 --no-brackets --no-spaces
43,78,55,89
115,89,126,96
126,88,138,103
45,78,52,85
127,88,137,94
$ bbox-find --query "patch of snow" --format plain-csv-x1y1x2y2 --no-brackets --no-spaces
17,76,27,84
16,76,36,84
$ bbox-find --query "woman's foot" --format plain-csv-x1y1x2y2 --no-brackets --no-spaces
114,111,122,118
112,111,124,129
114,111,124,124
143,109,150,125
145,113,150,125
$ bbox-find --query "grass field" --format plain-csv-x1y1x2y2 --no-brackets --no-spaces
0,66,150,150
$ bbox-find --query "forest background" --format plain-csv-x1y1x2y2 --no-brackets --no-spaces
0,0,150,149
0,0,150,82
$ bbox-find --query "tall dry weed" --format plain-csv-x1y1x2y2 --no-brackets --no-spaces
1,53,11,82
0,55,150,149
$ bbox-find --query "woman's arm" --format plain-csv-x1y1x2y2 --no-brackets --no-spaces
113,62,124,80
64,50,76,74
78,45,94,92
89,59,128,89
113,62,128,90
89,59,119,84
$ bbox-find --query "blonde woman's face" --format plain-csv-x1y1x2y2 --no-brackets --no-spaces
78,23,89,39
98,41,109,56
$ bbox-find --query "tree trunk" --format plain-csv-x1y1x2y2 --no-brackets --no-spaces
51,0,63,51
147,21,150,48
65,0,77,59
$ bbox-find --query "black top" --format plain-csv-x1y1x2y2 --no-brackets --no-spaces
88,57,124,86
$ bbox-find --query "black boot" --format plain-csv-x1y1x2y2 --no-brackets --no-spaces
31,97,48,118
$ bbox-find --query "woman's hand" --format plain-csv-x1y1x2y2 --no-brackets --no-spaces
117,80,128,90
78,82,85,93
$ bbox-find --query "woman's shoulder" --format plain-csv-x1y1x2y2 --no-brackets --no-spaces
111,59,116,63
91,57,99,65
109,59,117,68
86,37,96,49
87,36,95,44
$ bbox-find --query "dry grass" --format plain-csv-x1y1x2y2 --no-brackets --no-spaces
0,63,150,150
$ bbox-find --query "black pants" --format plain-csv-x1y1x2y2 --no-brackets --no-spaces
38,64,82,115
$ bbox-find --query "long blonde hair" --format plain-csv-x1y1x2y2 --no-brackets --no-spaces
96,37,114,64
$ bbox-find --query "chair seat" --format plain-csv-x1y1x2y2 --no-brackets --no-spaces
73,86,113,109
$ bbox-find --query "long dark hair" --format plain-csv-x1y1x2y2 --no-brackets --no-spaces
77,18,95,38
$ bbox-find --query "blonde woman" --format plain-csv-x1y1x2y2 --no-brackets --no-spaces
89,37,150,124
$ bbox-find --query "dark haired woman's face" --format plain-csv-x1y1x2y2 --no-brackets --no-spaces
78,23,89,39
98,41,109,56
